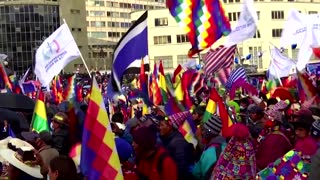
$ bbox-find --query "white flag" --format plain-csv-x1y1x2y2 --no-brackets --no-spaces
280,10,307,48
35,23,80,85
269,47,295,79
224,0,258,47
297,14,320,71
0,54,7,60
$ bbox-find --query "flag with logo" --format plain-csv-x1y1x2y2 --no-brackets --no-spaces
35,23,81,86
225,0,258,47
268,47,295,79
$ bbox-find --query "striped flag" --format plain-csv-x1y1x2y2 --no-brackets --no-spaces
225,67,247,90
217,67,232,86
203,45,236,75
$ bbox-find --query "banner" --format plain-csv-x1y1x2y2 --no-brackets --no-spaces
35,23,80,86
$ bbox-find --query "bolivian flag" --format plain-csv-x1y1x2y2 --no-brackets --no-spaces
31,90,49,132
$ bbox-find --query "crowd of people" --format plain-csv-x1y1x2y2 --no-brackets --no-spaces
0,70,319,180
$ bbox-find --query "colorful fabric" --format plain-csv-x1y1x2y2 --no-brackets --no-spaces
0,63,12,92
225,67,247,91
203,45,236,75
167,0,231,57
31,90,49,132
297,70,318,103
158,61,168,104
257,150,311,180
212,137,256,180
150,63,162,106
80,77,123,180
63,75,76,101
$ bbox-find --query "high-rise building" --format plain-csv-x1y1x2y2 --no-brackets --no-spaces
0,0,88,74
86,0,166,71
131,0,320,73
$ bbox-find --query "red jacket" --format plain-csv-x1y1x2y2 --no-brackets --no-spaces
124,147,178,180
256,130,292,170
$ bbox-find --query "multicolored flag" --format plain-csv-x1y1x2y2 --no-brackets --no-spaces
150,63,162,105
158,61,168,104
225,67,247,90
0,62,13,92
63,75,76,101
167,0,231,57
80,77,123,180
297,70,318,103
31,90,49,132
203,45,236,75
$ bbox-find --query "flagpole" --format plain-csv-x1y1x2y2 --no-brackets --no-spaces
62,19,92,78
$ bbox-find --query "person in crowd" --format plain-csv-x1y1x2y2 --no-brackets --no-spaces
159,112,195,180
255,107,293,171
0,138,43,180
309,120,320,180
111,122,133,163
239,97,250,123
129,126,178,180
192,105,206,127
192,115,226,180
47,155,79,180
112,112,124,124
21,131,59,176
50,112,71,155
246,104,265,139
212,124,256,179
291,109,315,141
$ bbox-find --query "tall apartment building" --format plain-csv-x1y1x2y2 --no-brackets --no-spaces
86,0,165,71
0,0,88,74
131,0,320,73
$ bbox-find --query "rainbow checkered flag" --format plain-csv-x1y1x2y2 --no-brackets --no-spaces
80,77,123,180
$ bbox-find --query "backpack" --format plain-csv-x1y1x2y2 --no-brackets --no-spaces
204,144,222,180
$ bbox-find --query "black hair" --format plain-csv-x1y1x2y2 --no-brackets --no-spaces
49,156,78,180
112,112,124,124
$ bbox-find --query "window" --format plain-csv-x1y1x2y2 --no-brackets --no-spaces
91,21,106,27
271,11,284,19
228,12,240,21
272,29,282,38
91,32,107,38
107,11,119,18
108,32,121,38
154,36,171,45
90,11,105,16
70,9,80,14
155,56,173,68
107,22,120,27
257,11,260,20
292,48,299,60
248,46,263,69
106,2,119,7
177,55,189,65
176,34,189,43
120,12,130,19
94,0,104,6
253,30,261,38
309,11,317,14
120,22,131,28
155,18,168,26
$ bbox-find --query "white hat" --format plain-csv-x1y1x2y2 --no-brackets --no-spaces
0,138,42,179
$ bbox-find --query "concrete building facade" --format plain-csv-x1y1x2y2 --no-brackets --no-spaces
85,0,166,71
131,0,320,72
0,0,88,74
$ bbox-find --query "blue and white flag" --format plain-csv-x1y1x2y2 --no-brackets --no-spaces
225,67,247,90
111,11,149,92
20,81,37,94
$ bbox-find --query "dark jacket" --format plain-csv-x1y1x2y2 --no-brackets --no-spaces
52,128,70,155
161,131,194,180
247,118,264,139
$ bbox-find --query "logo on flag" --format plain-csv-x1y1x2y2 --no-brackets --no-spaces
42,40,60,60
